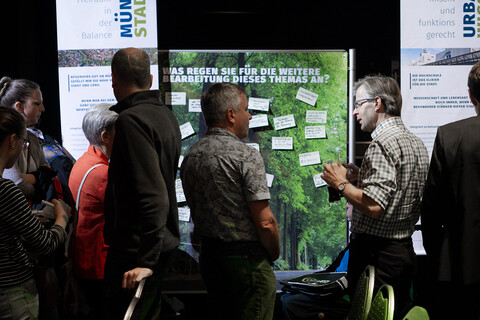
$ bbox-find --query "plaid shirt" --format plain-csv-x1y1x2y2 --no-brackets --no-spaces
351,117,429,239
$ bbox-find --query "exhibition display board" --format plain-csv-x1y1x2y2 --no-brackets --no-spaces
159,50,348,270
56,0,158,160
56,2,350,270
401,0,478,157
400,0,480,254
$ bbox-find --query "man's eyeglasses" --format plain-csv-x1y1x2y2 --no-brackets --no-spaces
20,137,30,150
354,98,374,109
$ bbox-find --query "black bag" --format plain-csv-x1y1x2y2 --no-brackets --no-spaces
280,246,351,320
281,291,351,320
280,272,348,297
281,244,350,297
29,166,80,318
38,131,75,188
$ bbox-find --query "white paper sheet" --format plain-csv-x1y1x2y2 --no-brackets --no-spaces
274,114,296,130
299,151,321,167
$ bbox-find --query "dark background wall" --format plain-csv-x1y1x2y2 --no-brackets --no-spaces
0,0,400,144
2,2,438,316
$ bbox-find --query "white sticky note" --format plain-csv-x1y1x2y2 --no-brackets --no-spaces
175,178,186,203
188,99,201,112
178,207,191,222
266,173,274,188
296,87,319,106
272,137,293,150
180,122,195,140
246,143,260,151
299,151,321,167
313,174,328,188
274,114,296,130
306,110,327,123
249,114,269,129
165,92,187,105
305,126,326,139
178,155,184,168
248,97,270,112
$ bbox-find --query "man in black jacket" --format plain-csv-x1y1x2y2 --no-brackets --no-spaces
422,61,480,319
102,47,182,319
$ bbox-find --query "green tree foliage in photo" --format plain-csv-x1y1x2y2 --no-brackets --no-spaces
159,51,348,271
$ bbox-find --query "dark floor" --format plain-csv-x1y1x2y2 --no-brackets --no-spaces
159,255,439,320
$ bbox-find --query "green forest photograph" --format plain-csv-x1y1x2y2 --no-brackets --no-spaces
159,50,348,272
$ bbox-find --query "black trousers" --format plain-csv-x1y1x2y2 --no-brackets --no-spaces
102,249,172,320
75,278,103,320
347,233,416,320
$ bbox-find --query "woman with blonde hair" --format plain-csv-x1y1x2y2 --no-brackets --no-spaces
0,76,48,200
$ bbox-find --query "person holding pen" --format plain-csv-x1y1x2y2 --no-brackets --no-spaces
321,75,429,320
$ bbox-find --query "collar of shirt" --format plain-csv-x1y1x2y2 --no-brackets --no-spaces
206,127,241,141
370,116,403,140
89,145,109,164
110,90,161,114
27,127,44,140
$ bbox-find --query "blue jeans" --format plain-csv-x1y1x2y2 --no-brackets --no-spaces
200,252,277,320
0,278,39,320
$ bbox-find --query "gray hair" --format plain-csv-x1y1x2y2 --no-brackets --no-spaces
0,76,40,108
82,103,118,147
354,75,402,116
201,82,246,127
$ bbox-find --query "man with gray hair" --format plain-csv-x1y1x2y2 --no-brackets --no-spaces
68,103,117,319
180,82,279,320
321,75,429,319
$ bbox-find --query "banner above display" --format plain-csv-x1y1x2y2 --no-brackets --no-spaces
400,0,480,255
400,0,478,157
56,0,158,160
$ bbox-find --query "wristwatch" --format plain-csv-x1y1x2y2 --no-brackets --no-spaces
337,181,348,194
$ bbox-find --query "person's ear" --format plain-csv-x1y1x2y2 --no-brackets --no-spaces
8,133,17,149
468,89,480,114
469,88,478,107
374,96,383,112
14,101,23,113
226,107,236,124
101,130,111,144
149,74,153,89
111,73,116,88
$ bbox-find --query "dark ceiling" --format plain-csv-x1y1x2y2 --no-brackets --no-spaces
1,0,399,142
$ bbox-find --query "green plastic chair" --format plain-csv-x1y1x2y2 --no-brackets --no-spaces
402,306,430,320
349,265,375,320
366,284,395,320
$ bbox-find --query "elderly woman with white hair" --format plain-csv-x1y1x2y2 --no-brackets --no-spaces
68,103,117,319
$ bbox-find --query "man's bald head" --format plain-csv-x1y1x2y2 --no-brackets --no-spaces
111,47,151,89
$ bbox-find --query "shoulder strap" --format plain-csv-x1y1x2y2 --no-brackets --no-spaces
75,163,106,211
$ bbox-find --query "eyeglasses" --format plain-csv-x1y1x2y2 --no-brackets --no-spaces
20,137,30,150
354,98,374,109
